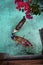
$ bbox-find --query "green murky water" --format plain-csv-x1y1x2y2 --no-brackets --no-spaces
0,0,43,56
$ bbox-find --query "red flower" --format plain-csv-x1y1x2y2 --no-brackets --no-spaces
26,14,33,19
16,2,30,11
14,0,30,11
26,10,30,14
16,2,25,11
26,10,32,19
14,0,33,19
24,2,30,11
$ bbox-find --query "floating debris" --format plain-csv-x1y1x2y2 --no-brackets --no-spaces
13,16,26,33
11,35,33,47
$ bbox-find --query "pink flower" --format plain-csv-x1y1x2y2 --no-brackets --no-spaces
16,2,30,11
24,2,30,11
16,2,25,10
25,9,33,19
14,0,33,19
26,14,33,19
25,10,30,14
14,0,30,11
